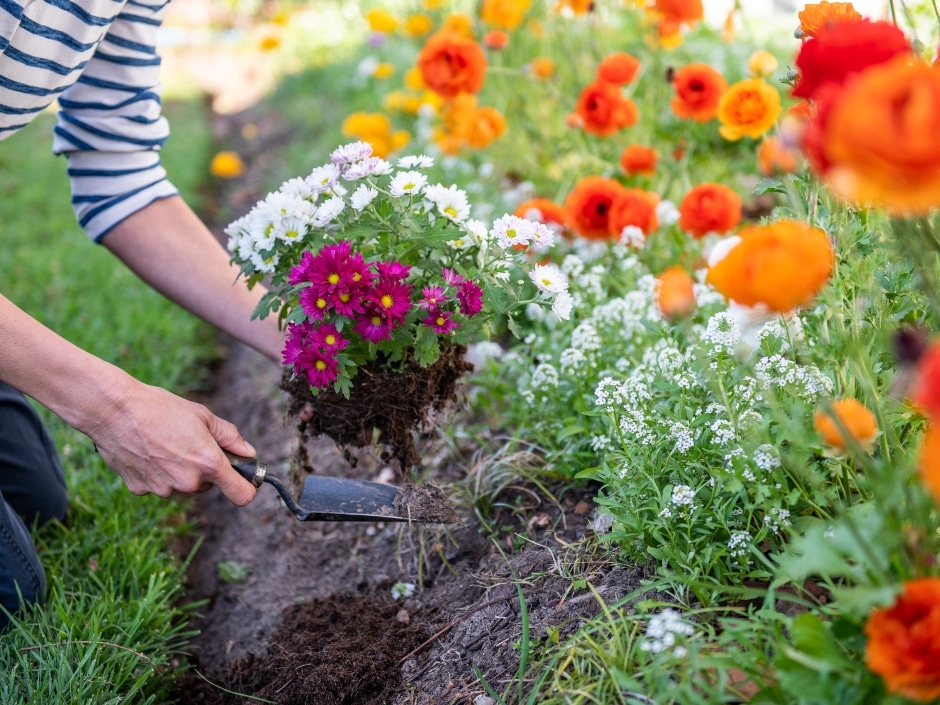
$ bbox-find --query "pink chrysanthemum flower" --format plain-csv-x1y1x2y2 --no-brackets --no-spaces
307,241,355,296
422,310,459,334
310,323,349,353
282,321,312,368
348,252,374,289
353,310,394,343
299,287,330,320
298,348,339,388
288,251,316,285
330,287,366,318
442,267,464,286
456,280,483,316
374,260,411,281
419,285,448,312
367,278,414,324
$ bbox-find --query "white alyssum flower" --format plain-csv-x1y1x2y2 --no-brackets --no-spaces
311,195,345,227
669,421,695,454
389,170,428,197
529,264,568,294
702,311,742,354
424,183,471,222
391,582,416,600
560,254,585,279
753,444,781,471
306,164,341,193
343,156,392,180
397,154,434,169
670,484,696,510
765,507,792,534
728,530,751,558
619,225,646,249
331,141,373,165
639,608,695,657
560,347,587,374
706,235,742,268
350,184,378,211
655,199,680,227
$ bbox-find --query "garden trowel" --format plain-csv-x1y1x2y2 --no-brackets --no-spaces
226,452,455,523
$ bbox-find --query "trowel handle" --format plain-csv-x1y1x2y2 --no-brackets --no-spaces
224,451,268,488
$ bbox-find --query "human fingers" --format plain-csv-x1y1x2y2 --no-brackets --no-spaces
203,413,258,506
299,403,314,422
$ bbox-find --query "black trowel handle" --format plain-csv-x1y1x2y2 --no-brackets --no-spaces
224,451,307,519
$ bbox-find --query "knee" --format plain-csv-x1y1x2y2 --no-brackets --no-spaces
0,523,47,630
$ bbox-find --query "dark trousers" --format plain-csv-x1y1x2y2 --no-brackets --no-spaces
0,381,68,628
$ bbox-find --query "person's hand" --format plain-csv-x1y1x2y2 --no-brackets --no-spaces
85,377,258,506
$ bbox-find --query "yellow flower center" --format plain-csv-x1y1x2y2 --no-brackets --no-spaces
340,293,350,302
381,294,394,308
316,298,327,309
436,316,445,326
452,239,464,247
371,316,382,325
404,181,416,190
325,334,336,345
328,273,340,284
540,277,553,286
353,272,362,282
315,360,327,371
286,230,299,239
444,206,457,217
507,228,516,239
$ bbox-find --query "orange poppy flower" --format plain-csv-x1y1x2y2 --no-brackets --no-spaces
467,106,506,149
865,578,940,702
574,79,639,137
564,176,626,240
417,32,487,99
529,57,555,79
757,136,799,176
717,78,781,141
813,398,878,453
797,1,863,38
678,183,742,238
555,0,594,14
814,56,940,215
483,30,510,49
706,219,834,313
657,266,696,320
653,0,703,25
920,423,940,504
608,188,659,236
480,0,531,30
788,100,813,122
791,19,910,101
620,145,658,176
911,341,940,419
597,52,640,85
515,198,570,232
670,64,728,122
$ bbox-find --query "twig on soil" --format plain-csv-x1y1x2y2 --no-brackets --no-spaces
18,640,156,669
398,594,515,665
194,669,278,704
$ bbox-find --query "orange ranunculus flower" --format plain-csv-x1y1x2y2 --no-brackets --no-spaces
797,1,863,38
417,32,487,99
670,64,728,122
608,188,659,236
911,341,940,419
678,183,741,238
467,106,506,149
620,145,658,176
791,19,910,101
515,198,570,232
574,80,639,137
748,50,778,79
480,0,531,30
365,8,398,33
718,78,781,141
757,136,799,176
441,13,474,37
657,266,696,320
209,151,245,179
555,0,594,14
564,176,626,240
813,56,940,215
813,398,878,453
653,0,703,25
597,52,640,85
919,423,940,504
706,219,834,313
483,30,510,49
404,13,433,37
529,57,555,79
865,578,940,702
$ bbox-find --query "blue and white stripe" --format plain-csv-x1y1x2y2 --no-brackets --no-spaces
1,0,177,241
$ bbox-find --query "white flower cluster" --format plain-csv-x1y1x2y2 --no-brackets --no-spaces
754,354,833,402
764,506,792,534
639,608,695,658
519,362,560,404
753,444,781,472
391,581,416,600
702,311,742,355
669,421,695,454
728,530,751,558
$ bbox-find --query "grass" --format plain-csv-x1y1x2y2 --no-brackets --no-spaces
0,100,217,703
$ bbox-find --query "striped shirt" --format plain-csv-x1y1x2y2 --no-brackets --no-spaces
0,0,177,241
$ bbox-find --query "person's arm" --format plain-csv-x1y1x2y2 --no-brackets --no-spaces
103,196,284,363
0,293,257,505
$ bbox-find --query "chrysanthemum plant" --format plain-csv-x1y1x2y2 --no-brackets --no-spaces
226,141,571,398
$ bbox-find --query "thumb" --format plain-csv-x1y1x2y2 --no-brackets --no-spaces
207,414,256,458
205,415,257,507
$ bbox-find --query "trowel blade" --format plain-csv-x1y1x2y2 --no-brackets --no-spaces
296,475,408,522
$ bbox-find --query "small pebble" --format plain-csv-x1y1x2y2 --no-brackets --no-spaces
396,609,411,624
473,696,496,705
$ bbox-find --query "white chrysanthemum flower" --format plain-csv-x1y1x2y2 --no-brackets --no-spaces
249,250,279,274
552,290,574,321
278,176,316,200
312,196,345,227
398,154,434,169
656,199,680,227
619,225,646,249
306,164,341,193
272,216,307,244
350,184,378,211
424,183,471,222
331,141,373,165
491,215,533,248
294,199,318,222
529,264,568,294
530,222,554,248
343,156,392,180
463,218,488,244
389,170,428,197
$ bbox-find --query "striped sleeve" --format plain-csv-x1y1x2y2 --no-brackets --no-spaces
51,0,177,242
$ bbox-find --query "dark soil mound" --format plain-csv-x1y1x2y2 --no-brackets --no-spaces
283,343,473,472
